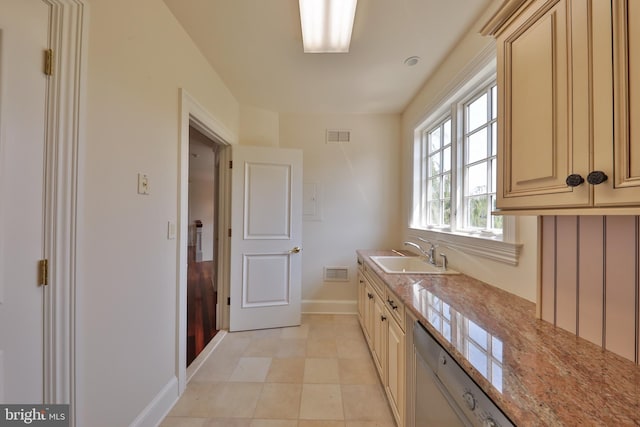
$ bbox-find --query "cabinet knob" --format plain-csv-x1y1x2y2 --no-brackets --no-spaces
462,391,476,411
587,171,608,185
367,293,373,300
565,174,584,187
381,315,387,322
483,418,499,427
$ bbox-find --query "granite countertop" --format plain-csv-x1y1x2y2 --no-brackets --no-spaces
357,249,640,426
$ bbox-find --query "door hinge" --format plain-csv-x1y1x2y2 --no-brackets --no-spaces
229,160,233,169
228,228,232,237
44,49,53,76
227,297,230,305
38,259,49,286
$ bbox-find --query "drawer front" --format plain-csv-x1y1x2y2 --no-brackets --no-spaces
364,264,385,297
385,288,405,331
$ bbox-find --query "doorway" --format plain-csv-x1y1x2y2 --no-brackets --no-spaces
186,126,224,366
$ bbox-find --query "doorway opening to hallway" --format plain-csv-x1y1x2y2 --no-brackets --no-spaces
186,126,225,366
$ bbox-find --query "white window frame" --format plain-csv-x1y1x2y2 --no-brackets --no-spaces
409,52,522,266
414,115,453,231
457,78,500,235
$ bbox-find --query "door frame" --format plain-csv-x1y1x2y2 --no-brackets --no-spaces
177,89,236,393
40,0,86,423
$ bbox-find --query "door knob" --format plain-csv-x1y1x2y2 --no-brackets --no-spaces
289,246,302,253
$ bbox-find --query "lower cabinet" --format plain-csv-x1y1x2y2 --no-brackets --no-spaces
386,312,405,425
371,290,387,377
357,260,406,427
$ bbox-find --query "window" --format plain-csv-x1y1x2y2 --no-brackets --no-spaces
414,118,452,228
463,85,501,232
412,79,502,238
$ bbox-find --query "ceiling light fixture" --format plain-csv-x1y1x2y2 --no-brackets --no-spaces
299,0,358,53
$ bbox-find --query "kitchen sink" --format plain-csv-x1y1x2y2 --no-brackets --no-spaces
370,256,459,275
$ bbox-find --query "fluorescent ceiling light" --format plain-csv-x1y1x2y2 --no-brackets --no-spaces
299,0,357,53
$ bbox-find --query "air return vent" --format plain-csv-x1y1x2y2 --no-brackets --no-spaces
324,267,349,282
326,129,351,144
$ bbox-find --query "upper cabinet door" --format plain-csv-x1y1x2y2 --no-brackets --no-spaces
495,0,591,209
595,0,640,206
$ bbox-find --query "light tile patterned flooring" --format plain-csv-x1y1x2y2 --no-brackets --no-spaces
161,314,396,427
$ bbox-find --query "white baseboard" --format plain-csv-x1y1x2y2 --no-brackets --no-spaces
129,376,178,427
302,299,357,314
186,330,227,382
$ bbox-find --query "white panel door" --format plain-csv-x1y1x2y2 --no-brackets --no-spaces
0,0,49,403
230,146,302,331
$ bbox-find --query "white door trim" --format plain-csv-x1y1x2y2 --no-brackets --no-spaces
177,89,236,394
42,0,86,423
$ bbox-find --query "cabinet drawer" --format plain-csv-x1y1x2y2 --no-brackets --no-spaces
363,264,385,297
385,288,405,331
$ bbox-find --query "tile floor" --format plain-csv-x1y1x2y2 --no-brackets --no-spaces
161,314,396,427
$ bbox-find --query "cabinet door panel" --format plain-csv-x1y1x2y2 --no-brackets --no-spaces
363,281,374,345
357,272,365,325
598,0,640,205
387,318,405,427
497,0,590,208
372,295,386,381
510,15,555,185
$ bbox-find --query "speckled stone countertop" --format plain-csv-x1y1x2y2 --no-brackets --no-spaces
357,250,640,426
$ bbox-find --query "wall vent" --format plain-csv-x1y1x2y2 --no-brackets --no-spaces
326,129,351,144
323,266,349,282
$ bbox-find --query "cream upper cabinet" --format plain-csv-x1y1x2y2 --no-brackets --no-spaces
499,0,589,209
598,0,640,205
484,0,640,212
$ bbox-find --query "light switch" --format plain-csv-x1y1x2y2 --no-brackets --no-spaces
138,173,150,195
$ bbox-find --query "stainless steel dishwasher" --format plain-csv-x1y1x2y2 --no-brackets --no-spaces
413,321,514,427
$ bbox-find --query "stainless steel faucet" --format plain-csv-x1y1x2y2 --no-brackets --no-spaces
403,240,437,265
440,253,448,271
417,238,438,265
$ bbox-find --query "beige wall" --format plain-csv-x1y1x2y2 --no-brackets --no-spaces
239,105,280,147
400,1,538,302
79,0,238,425
280,113,402,311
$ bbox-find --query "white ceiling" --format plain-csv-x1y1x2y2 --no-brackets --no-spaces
163,0,495,114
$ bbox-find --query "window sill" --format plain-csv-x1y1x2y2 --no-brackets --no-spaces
407,227,523,266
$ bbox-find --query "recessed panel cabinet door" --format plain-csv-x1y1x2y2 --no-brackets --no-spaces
372,294,386,380
496,0,590,208
386,318,405,427
595,0,640,205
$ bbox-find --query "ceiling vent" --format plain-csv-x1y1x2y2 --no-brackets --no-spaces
326,129,351,144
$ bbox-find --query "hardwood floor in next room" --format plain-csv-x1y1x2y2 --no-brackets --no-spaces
187,245,218,366
162,314,396,427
